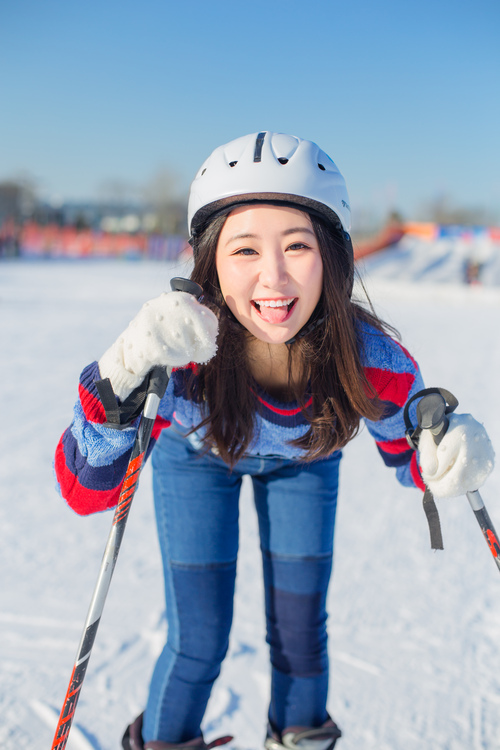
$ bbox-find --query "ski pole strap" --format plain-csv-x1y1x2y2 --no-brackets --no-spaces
422,488,444,550
95,376,151,430
96,365,172,430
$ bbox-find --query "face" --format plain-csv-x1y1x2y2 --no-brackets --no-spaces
215,204,323,345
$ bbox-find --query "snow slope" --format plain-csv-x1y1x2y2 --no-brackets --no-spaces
356,232,500,287
1,243,500,750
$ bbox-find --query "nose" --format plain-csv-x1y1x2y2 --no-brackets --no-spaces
259,247,288,289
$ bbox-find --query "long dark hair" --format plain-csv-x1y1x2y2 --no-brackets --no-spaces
185,208,396,465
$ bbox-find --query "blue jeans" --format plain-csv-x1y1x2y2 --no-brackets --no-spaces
143,429,341,744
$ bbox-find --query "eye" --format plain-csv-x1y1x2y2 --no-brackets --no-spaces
287,242,310,251
233,247,258,256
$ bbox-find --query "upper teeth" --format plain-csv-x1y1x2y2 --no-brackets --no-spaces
254,298,294,308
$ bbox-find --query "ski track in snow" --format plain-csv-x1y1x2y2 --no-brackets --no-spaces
1,243,500,749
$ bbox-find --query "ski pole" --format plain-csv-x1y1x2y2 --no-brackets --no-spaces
466,489,500,571
405,388,500,571
51,277,203,750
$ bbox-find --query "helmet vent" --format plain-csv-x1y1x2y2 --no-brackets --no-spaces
253,132,266,162
318,163,326,171
229,161,238,167
201,169,207,176
278,158,289,165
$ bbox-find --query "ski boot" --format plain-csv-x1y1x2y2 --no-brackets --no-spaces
264,717,341,750
122,713,233,750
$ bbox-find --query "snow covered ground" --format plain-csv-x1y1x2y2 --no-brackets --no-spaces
2,236,500,750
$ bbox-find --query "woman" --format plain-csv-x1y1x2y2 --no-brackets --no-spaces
55,132,493,750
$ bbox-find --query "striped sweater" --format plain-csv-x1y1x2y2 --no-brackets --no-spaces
55,321,426,516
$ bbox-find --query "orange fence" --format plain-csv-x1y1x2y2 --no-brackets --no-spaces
0,222,191,260
403,222,500,242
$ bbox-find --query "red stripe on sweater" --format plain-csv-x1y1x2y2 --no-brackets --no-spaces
172,362,198,375
410,451,426,491
254,393,313,417
55,437,121,516
152,416,171,441
364,368,415,408
376,437,412,455
78,383,107,424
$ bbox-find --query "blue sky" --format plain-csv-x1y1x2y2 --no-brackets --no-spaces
1,0,499,223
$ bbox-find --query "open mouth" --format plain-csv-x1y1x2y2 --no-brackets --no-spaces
252,297,297,312
251,297,298,323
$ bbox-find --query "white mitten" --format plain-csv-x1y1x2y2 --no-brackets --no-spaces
98,291,218,401
419,413,495,499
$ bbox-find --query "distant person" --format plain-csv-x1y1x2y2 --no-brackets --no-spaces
465,258,483,285
54,132,494,750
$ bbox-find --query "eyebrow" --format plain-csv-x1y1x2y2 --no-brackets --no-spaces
225,226,315,246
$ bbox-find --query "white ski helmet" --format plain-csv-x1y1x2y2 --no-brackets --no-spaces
187,131,352,241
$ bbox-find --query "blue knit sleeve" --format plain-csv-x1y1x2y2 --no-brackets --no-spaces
55,361,175,515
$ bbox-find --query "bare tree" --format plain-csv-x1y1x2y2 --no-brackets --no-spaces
418,193,495,226
142,167,187,235
0,175,38,223
97,178,140,207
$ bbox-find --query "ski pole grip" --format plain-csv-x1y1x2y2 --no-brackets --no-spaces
404,387,459,449
147,365,170,399
170,277,204,299
416,392,449,445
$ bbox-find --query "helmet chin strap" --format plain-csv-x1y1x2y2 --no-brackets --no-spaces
285,312,327,346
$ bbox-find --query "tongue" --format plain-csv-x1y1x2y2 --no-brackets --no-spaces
258,304,289,324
